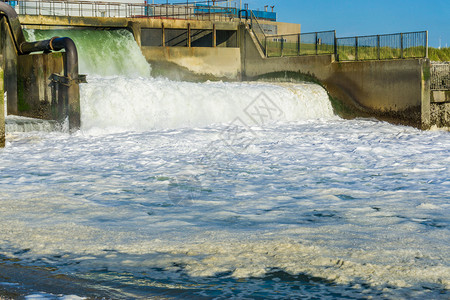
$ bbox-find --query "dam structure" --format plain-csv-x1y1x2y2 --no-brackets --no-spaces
0,1,449,299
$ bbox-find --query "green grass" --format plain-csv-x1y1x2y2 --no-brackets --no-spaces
428,47,450,61
266,41,334,57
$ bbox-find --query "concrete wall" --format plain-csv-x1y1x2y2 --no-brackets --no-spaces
16,52,64,120
19,15,239,32
430,91,450,128
142,46,241,79
0,18,18,116
240,25,431,128
0,64,4,148
259,20,301,35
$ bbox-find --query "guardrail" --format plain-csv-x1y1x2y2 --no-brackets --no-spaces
431,63,450,91
249,9,267,54
247,10,335,58
13,0,239,21
266,30,335,58
336,31,428,61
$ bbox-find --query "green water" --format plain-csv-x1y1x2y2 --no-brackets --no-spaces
24,28,151,77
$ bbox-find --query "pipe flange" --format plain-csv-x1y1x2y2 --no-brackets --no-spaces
49,36,60,51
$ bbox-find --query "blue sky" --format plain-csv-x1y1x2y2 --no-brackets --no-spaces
243,0,449,48
152,0,448,47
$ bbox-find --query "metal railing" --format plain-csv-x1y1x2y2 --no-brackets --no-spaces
247,10,335,58
266,30,335,58
431,63,450,91
336,31,428,61
249,9,267,54
14,0,240,21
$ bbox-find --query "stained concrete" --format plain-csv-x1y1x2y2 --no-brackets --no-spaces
16,52,64,120
431,91,450,128
142,46,241,79
0,65,4,148
1,18,18,116
240,25,432,128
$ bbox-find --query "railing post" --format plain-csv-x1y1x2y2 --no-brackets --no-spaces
213,23,216,47
281,36,284,57
400,33,404,59
377,35,380,60
333,30,337,59
315,32,318,55
264,36,267,57
355,36,358,61
162,23,165,46
425,31,429,58
188,23,191,47
297,33,301,56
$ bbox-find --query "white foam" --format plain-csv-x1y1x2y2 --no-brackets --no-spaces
5,115,62,133
0,119,449,298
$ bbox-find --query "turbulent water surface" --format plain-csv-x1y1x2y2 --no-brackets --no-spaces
0,29,448,299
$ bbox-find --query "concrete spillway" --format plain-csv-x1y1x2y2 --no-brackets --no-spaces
21,29,335,133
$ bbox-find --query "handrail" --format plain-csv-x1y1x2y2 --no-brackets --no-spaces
238,9,248,20
249,9,267,56
0,2,81,130
265,30,336,57
336,31,428,61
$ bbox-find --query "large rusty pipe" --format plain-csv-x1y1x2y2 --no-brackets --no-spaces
0,2,26,53
21,37,79,78
0,2,81,130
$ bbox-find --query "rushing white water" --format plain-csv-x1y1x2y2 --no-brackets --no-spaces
25,29,150,77
80,78,335,132
24,28,334,132
1,29,449,299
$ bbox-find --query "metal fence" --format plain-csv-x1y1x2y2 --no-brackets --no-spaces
265,30,335,57
249,10,267,53
431,63,450,91
336,31,428,61
14,0,239,21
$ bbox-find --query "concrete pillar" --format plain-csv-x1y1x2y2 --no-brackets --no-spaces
187,23,191,47
1,19,18,115
213,24,216,47
127,21,142,48
0,64,4,148
162,23,165,46
421,58,431,129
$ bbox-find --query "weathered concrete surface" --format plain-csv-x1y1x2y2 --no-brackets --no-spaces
430,102,450,128
258,19,301,35
327,59,430,128
20,15,239,31
430,91,450,128
17,52,64,120
142,46,241,79
431,90,450,103
0,18,18,115
0,65,4,148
